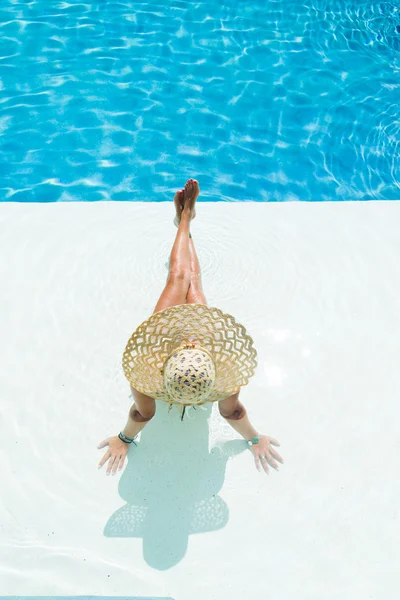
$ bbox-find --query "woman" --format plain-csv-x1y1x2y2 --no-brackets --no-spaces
98,179,284,476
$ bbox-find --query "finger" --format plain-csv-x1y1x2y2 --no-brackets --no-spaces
111,455,121,476
98,450,111,469
97,438,109,449
254,453,261,472
270,449,284,464
269,438,280,446
106,455,117,475
260,455,270,474
266,454,279,470
118,453,126,471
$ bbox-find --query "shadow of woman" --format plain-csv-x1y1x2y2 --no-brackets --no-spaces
104,401,246,570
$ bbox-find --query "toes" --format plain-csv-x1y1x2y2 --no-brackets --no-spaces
184,179,198,200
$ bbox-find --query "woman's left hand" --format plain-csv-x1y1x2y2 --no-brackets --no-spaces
250,435,284,474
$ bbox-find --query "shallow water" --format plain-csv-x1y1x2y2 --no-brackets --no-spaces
1,201,400,598
1,0,400,201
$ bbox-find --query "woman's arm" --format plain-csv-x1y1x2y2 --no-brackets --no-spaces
121,385,156,438
97,386,155,475
218,392,283,473
218,392,258,440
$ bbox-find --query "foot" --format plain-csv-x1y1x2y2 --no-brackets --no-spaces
182,178,199,220
173,179,198,226
174,189,185,223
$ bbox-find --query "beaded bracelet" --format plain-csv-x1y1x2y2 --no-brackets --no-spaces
247,436,260,446
118,432,138,445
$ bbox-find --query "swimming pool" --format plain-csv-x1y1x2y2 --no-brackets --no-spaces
1,0,399,202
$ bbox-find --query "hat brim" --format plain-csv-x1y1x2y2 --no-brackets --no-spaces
122,304,257,404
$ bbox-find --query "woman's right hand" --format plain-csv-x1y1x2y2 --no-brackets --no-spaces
97,435,130,475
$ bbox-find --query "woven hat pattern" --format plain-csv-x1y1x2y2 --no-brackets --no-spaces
163,347,216,405
122,304,258,405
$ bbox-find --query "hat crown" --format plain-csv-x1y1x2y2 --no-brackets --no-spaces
163,346,216,406
122,304,258,408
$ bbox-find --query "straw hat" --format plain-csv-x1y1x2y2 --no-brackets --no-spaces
122,304,257,408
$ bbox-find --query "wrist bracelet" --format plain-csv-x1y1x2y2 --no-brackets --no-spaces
247,436,260,446
118,432,138,445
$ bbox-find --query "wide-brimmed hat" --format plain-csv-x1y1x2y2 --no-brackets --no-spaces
122,304,258,408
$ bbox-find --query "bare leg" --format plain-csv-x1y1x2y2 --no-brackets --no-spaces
167,207,191,280
187,233,207,304
177,179,206,304
168,179,198,278
153,180,199,314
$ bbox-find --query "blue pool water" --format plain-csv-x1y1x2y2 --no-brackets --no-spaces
0,0,399,202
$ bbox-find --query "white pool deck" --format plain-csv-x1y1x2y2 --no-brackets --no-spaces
1,201,399,600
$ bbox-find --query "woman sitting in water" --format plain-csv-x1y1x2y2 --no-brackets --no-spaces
97,178,284,476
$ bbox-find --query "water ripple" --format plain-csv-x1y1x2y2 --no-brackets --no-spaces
0,0,400,201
